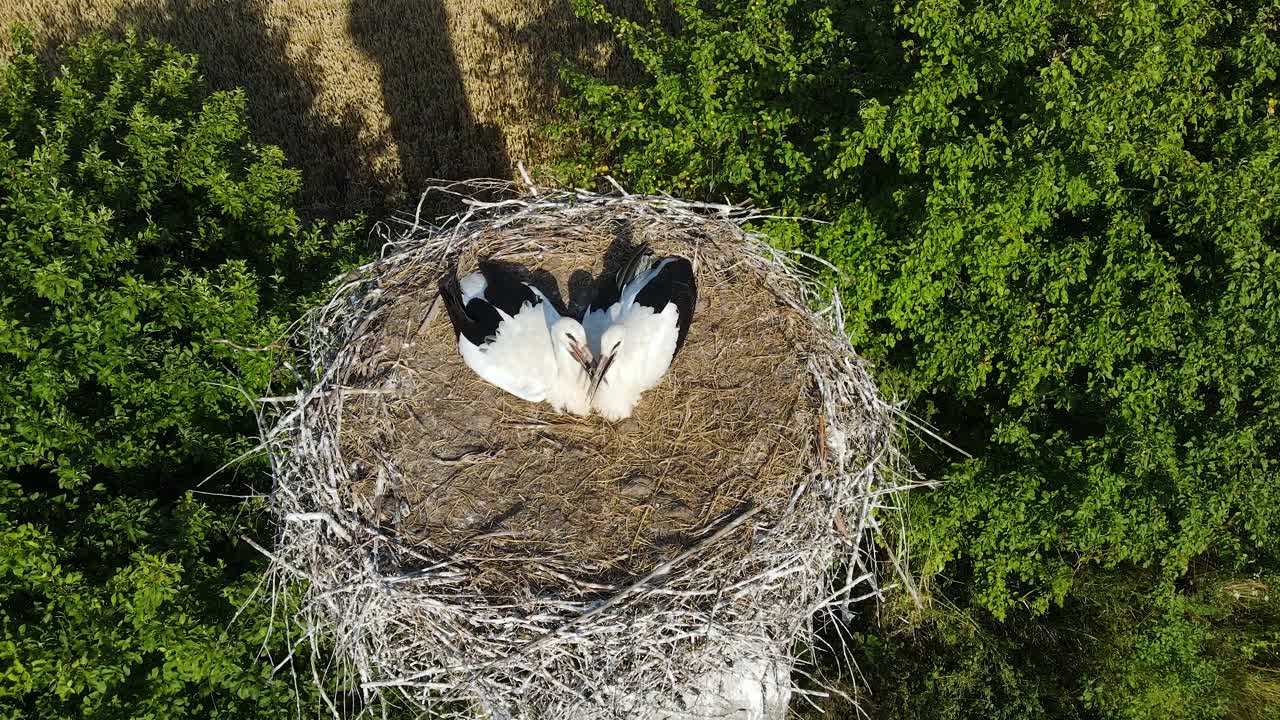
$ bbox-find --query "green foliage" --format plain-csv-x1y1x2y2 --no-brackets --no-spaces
821,571,1280,720
820,597,1075,720
0,27,362,719
1081,573,1280,720
556,0,1280,716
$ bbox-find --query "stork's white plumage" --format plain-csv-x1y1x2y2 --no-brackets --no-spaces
440,261,594,415
583,244,697,421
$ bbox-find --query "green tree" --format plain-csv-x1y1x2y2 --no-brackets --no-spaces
0,27,362,719
554,0,1280,716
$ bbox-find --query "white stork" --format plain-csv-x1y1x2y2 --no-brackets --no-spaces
583,244,697,421
439,261,595,415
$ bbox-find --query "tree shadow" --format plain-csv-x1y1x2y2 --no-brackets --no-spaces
476,0,654,121
27,0,383,222
15,0,662,226
22,0,516,224
349,0,509,220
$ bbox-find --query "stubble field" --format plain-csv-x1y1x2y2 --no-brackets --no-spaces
0,0,639,218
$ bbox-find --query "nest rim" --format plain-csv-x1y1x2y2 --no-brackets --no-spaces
262,179,912,719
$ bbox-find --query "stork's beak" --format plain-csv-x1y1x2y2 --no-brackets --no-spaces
568,339,593,374
588,351,616,402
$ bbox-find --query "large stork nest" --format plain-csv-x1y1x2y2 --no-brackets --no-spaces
262,179,911,719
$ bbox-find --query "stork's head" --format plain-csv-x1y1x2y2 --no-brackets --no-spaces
551,317,593,375
589,324,626,402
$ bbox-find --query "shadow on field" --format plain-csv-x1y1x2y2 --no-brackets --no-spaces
476,0,652,125
25,0,513,222
30,0,382,220
349,0,509,196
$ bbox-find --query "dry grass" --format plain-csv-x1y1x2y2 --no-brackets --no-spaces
0,0,643,218
1218,579,1272,606
1238,668,1280,720
261,179,914,718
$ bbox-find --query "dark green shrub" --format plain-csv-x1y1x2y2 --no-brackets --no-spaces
827,569,1279,720
555,0,1280,716
0,27,362,719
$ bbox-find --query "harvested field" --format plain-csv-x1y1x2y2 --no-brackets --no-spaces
0,0,644,218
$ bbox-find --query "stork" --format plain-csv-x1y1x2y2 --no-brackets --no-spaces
583,244,697,421
439,260,595,415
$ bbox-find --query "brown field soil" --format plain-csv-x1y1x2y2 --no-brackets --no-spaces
0,0,643,218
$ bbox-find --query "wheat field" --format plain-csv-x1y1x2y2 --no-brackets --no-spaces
0,0,641,218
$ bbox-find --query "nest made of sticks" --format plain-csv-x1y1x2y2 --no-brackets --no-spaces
262,179,911,719
341,223,819,590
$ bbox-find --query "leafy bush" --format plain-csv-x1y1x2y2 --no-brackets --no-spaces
829,569,1280,720
554,0,1280,715
0,27,361,719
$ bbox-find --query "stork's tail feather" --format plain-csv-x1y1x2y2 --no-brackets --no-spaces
438,267,471,336
615,242,655,291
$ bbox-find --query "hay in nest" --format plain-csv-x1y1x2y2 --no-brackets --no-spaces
262,179,912,719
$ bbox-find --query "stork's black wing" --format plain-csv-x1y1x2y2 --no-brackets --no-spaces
439,269,501,347
634,256,697,357
439,261,539,348
477,260,540,317
616,243,655,289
